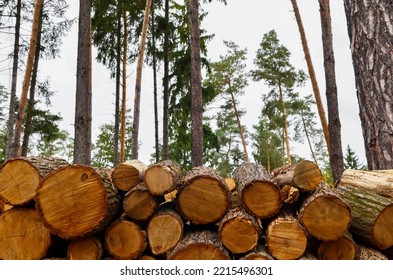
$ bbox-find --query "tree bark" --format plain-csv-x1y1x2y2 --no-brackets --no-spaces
189,0,203,167
131,0,152,159
74,0,92,165
319,0,344,183
113,14,121,167
162,0,170,160
344,0,393,170
120,10,128,163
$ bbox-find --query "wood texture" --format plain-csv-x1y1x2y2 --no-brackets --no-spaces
239,243,273,260
144,160,183,195
67,237,103,260
317,233,357,260
123,183,159,221
111,159,147,192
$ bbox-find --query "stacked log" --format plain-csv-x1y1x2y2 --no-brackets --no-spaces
0,156,392,260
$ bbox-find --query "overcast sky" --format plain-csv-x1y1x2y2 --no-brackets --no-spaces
1,0,366,166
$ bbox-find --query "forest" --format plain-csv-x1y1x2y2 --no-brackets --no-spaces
1,0,393,261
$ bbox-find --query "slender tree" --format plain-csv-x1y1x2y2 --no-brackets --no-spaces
344,0,393,170
162,0,170,160
74,0,92,165
120,9,128,163
319,0,344,182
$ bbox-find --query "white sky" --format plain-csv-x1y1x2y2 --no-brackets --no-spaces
0,0,366,165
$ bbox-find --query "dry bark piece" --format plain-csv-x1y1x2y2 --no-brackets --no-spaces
105,219,147,259
67,237,103,260
176,166,230,224
0,157,68,205
239,243,273,260
167,230,231,260
147,202,184,255
299,183,351,241
317,233,357,260
0,208,51,260
225,177,237,192
123,183,159,221
218,207,261,254
234,162,282,219
334,183,393,250
35,165,121,239
144,160,184,195
281,185,300,204
266,212,308,260
111,159,147,192
272,160,323,192
357,244,388,260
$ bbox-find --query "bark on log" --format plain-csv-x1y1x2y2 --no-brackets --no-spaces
234,162,282,219
266,212,308,260
218,207,261,254
145,160,184,195
167,230,231,260
176,166,230,224
123,183,160,222
272,160,323,192
299,183,351,241
147,202,184,255
357,244,388,260
67,237,103,260
104,219,147,259
340,169,393,198
317,232,357,260
0,208,51,260
281,185,300,204
239,243,273,260
111,159,147,192
35,165,121,239
334,183,393,250
0,157,68,205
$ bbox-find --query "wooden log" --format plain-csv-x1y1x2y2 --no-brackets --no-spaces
35,165,121,239
299,183,351,241
239,243,273,260
317,232,357,260
104,219,147,260
281,185,300,204
357,244,388,260
0,156,68,206
340,169,393,198
123,183,160,222
67,237,103,260
272,160,323,192
167,230,231,260
334,183,393,250
218,207,261,254
266,212,308,260
234,162,282,219
176,166,230,224
225,177,236,192
145,160,184,195
147,202,184,255
298,251,318,260
0,208,51,260
111,159,147,192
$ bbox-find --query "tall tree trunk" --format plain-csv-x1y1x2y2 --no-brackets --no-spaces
319,0,344,182
120,10,128,163
189,0,203,167
162,0,170,161
290,0,331,156
278,81,291,165
74,0,92,165
113,14,121,167
344,0,393,170
6,0,21,160
151,2,160,163
9,0,44,158
131,0,153,160
21,8,43,157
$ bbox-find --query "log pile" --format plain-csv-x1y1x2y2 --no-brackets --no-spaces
0,157,392,260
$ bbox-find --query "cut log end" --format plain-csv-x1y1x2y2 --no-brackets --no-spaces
123,184,158,221
293,161,323,192
111,160,146,192
372,204,393,250
318,237,357,260
145,166,175,195
67,237,103,260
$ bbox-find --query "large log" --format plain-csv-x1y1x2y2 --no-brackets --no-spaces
357,244,388,260
104,218,147,259
167,230,231,260
334,184,393,250
111,159,147,192
0,157,68,206
147,202,184,255
272,160,323,192
35,165,121,239
144,160,184,195
340,169,393,198
218,207,261,254
67,237,103,260
234,162,282,219
176,166,230,224
299,183,351,241
0,208,51,260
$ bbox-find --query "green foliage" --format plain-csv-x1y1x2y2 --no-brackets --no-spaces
344,145,366,170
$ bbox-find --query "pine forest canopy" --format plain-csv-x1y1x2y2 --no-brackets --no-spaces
2,0,393,179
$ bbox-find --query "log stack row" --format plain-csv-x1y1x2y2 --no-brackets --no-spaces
0,157,392,260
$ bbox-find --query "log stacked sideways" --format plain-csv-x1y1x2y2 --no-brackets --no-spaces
0,157,392,260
